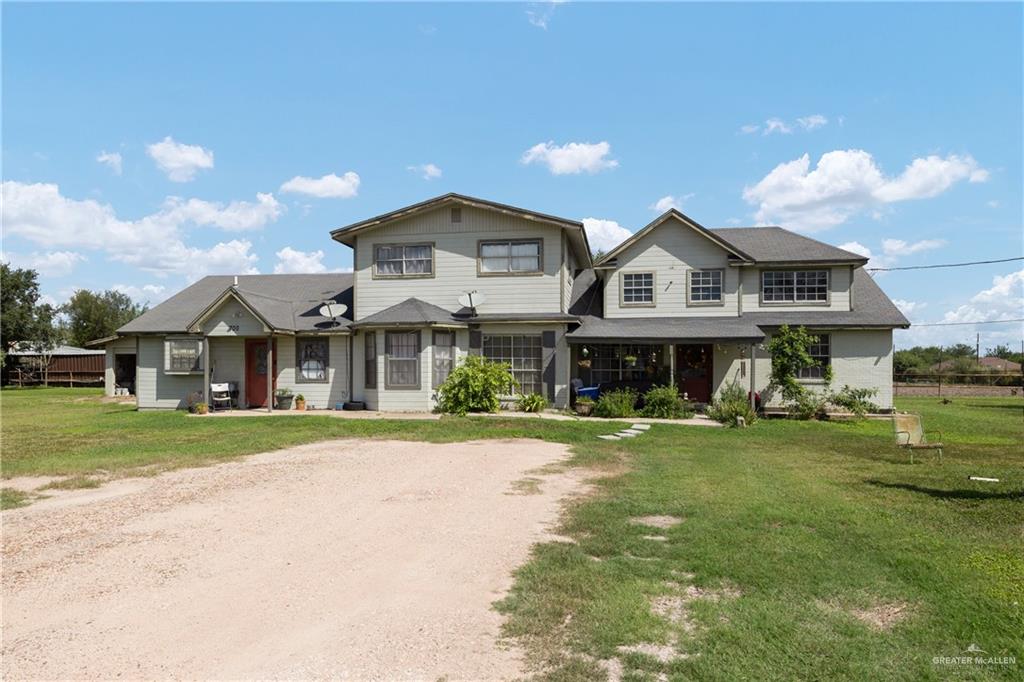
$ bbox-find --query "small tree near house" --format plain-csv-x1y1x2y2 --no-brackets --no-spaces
765,324,832,418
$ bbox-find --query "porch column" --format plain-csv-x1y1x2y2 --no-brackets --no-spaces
266,334,273,413
749,343,756,410
669,344,675,386
203,337,210,408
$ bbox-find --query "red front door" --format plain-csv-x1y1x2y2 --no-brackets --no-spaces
676,344,713,403
245,339,277,407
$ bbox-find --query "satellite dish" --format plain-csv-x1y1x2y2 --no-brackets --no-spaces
457,291,487,310
318,302,348,319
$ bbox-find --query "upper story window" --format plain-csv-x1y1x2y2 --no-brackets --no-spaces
761,270,829,303
621,272,654,305
688,269,723,304
479,239,542,274
374,243,433,278
798,334,831,380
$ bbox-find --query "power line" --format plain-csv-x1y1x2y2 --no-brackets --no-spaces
909,318,1024,328
867,256,1023,272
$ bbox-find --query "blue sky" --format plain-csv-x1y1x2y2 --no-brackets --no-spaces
3,2,1021,348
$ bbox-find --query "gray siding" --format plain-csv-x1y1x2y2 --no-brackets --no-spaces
353,206,567,318
136,336,203,409
274,335,350,410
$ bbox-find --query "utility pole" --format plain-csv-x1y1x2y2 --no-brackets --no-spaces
976,333,980,363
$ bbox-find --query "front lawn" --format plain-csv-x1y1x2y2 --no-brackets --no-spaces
1,388,1021,679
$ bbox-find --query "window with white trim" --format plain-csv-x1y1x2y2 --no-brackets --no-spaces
374,244,433,277
479,239,541,274
295,337,329,383
432,330,455,388
798,334,831,380
482,334,543,395
385,330,420,388
165,338,202,372
621,272,654,305
689,269,723,303
762,270,829,303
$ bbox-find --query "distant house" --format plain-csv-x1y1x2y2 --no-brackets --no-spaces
94,193,909,411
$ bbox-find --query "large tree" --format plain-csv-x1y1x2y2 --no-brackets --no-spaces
62,289,147,348
1,263,46,352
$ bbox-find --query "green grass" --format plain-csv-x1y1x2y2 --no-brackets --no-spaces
1,488,32,510
1,388,1021,680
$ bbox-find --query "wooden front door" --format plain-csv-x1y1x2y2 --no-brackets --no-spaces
676,344,713,403
245,339,277,407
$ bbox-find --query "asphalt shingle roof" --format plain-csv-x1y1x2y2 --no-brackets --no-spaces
117,274,353,334
351,298,465,328
709,227,868,264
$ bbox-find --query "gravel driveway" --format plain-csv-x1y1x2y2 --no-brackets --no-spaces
2,438,587,680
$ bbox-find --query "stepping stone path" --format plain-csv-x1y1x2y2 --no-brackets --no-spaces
598,423,652,441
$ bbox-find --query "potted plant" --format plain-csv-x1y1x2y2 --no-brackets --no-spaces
574,396,595,416
192,401,209,415
275,387,294,410
623,354,638,367
577,358,592,369
294,394,306,411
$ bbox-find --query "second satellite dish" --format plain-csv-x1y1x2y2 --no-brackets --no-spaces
318,302,348,319
457,291,487,309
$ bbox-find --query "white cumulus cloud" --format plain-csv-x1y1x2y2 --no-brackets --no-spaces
892,299,925,316
743,150,989,232
280,172,361,198
796,114,828,131
146,136,214,182
881,238,947,257
582,218,632,254
2,250,86,277
96,151,123,176
160,193,283,231
1,180,266,281
274,247,328,274
521,141,618,175
407,163,442,180
112,283,168,304
649,194,694,213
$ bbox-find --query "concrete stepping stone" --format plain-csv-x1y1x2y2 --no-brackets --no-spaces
631,424,651,431
616,431,638,438
597,434,621,441
621,428,644,435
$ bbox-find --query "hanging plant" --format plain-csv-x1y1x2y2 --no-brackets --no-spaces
577,359,592,368
624,354,638,366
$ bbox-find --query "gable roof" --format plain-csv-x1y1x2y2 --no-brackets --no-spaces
709,227,868,265
351,298,466,328
117,274,353,334
594,209,755,266
329,192,593,267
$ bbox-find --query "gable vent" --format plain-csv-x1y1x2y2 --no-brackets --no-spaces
450,206,462,223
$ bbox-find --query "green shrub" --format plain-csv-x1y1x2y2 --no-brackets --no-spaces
706,381,757,427
517,393,548,413
593,388,638,418
437,355,517,416
828,385,879,416
788,391,828,420
640,385,694,419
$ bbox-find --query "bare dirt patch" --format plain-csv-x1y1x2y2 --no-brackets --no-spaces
2,438,588,680
629,515,684,529
819,598,913,631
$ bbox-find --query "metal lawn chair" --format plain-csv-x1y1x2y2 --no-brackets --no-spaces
210,382,233,412
893,413,943,464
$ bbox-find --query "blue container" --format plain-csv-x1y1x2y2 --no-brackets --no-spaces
577,386,600,400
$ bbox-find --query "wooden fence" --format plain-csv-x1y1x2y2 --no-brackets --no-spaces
6,368,104,387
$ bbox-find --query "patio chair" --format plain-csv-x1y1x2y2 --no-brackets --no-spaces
210,382,234,412
893,413,943,464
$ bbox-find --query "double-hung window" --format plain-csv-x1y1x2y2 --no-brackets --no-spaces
482,334,543,395
364,332,377,389
374,243,433,277
385,330,420,388
295,337,329,383
165,338,202,373
432,330,455,388
798,334,831,380
621,272,654,305
688,269,723,303
762,270,829,303
479,239,542,274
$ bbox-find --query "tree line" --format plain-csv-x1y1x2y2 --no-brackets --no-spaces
1,263,147,366
895,343,1024,376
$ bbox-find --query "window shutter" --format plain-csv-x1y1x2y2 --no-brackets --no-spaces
469,330,482,355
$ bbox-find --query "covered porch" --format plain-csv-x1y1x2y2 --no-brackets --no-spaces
565,317,765,408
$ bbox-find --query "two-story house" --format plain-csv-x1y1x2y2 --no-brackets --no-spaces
100,193,909,412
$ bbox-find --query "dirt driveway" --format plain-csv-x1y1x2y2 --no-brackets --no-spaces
2,439,587,680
